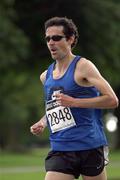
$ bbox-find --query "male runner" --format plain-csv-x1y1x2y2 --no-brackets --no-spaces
30,17,119,180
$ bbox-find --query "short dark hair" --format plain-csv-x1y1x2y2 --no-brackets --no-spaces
45,17,79,49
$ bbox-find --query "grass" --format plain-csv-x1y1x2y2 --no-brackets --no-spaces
106,149,120,179
0,148,48,167
0,147,120,180
0,172,45,180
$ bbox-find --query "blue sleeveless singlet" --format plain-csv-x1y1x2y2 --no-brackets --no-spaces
44,56,108,151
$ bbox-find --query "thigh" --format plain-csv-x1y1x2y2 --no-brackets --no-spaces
45,151,80,179
80,146,105,177
82,168,107,180
45,171,74,180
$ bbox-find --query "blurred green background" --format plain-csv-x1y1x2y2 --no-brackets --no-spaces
0,0,120,179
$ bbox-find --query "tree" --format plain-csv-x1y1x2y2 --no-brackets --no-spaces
0,0,32,150
78,0,120,87
14,0,120,86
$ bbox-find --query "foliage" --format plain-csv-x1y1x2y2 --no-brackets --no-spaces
0,0,29,68
78,0,120,86
0,0,43,150
14,0,120,86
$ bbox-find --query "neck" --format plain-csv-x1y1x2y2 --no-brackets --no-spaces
55,53,75,71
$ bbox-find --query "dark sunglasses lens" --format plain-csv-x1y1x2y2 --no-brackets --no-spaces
45,35,64,42
52,36,63,41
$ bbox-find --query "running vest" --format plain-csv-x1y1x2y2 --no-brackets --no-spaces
44,56,108,151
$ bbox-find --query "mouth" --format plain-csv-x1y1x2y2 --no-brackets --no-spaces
50,48,57,55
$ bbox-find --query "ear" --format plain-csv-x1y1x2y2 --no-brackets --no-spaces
68,35,75,46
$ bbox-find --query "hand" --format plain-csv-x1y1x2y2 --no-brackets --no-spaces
55,93,76,107
30,121,45,136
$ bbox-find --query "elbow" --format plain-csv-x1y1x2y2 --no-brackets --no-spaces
110,96,119,108
115,97,119,108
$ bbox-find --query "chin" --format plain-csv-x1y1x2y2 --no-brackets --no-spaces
51,54,57,60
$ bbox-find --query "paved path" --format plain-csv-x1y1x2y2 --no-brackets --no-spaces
0,161,120,174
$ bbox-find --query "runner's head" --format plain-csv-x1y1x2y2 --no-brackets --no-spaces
45,17,79,49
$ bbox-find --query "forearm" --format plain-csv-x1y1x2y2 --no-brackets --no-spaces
30,115,47,136
73,95,118,109
39,115,47,127
55,92,118,109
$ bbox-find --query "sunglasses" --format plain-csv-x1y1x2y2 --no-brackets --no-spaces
45,35,65,42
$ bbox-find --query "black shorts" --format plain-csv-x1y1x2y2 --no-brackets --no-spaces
45,146,108,179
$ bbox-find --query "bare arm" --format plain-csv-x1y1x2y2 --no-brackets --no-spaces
30,115,47,136
40,70,47,84
55,58,119,109
30,70,48,136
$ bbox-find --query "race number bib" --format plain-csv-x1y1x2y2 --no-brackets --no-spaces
46,99,76,133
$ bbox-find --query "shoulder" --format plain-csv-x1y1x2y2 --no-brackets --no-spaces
74,57,102,86
76,57,100,75
77,57,95,68
40,63,54,84
40,70,47,84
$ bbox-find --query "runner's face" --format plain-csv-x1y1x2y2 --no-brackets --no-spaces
45,26,71,60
